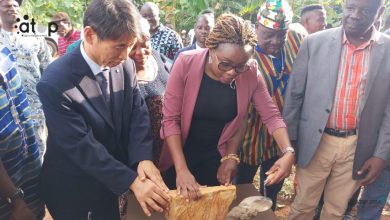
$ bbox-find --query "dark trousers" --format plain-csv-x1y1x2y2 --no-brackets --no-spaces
235,156,284,210
162,155,221,189
41,167,120,220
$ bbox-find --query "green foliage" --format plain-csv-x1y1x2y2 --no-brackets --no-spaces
288,0,344,27
22,0,390,32
22,0,90,28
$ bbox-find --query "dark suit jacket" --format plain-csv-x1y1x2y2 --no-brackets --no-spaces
37,46,153,213
173,43,197,63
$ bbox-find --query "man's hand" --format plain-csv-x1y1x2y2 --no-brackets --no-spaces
10,199,36,220
358,157,386,186
217,159,238,186
130,177,170,217
265,153,295,185
137,160,169,192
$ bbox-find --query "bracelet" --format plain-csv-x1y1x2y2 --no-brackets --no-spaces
220,154,240,164
281,146,295,155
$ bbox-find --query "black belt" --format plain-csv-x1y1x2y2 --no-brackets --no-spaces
324,128,357,137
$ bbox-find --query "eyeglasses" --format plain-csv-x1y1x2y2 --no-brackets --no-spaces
213,52,250,73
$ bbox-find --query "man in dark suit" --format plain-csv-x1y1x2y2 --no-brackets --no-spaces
173,13,214,62
37,0,170,219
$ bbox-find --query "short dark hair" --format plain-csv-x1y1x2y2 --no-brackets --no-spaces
52,12,71,24
83,0,140,40
200,8,214,16
300,4,324,17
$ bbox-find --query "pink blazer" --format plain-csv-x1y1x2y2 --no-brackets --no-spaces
159,48,286,171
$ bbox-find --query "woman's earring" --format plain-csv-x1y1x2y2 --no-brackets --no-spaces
208,54,212,64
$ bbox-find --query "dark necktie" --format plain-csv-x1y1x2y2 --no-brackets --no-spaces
97,68,110,106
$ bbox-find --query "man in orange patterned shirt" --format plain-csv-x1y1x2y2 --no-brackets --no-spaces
284,0,390,219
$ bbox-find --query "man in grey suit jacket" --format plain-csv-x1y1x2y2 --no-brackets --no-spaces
283,0,390,219
37,0,169,219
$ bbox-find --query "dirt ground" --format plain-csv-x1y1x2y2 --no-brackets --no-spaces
43,167,390,219
43,204,390,220
274,198,390,220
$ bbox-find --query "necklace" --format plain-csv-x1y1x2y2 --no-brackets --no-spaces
269,49,285,80
230,79,236,90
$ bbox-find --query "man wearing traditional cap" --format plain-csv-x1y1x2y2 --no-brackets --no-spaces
237,0,306,210
284,0,390,219
52,12,81,57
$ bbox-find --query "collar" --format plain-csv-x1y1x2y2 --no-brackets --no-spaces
342,27,379,46
152,24,165,35
80,41,108,76
255,45,265,54
64,28,75,39
195,42,202,49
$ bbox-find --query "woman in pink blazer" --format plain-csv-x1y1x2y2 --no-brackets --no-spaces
160,14,295,200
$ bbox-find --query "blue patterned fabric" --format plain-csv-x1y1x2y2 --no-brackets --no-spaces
150,24,183,60
0,46,44,219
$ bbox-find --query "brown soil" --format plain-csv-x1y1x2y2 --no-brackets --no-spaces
43,166,390,219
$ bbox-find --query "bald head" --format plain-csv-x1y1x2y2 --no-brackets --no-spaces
140,2,160,32
141,2,159,14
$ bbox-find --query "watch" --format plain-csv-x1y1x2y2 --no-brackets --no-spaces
6,188,24,205
281,146,295,155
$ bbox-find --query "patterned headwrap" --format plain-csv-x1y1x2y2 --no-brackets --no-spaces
257,0,293,30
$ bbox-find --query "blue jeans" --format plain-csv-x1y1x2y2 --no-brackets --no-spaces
357,163,390,220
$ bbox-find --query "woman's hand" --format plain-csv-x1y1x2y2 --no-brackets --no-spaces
176,169,202,202
264,153,295,185
217,159,238,186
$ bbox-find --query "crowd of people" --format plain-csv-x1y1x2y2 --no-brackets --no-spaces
0,0,389,219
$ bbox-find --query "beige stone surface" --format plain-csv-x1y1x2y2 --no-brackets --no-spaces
165,185,237,220
227,196,273,220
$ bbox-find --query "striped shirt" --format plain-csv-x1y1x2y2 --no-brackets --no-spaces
327,31,377,130
0,46,44,219
240,30,305,165
58,29,81,56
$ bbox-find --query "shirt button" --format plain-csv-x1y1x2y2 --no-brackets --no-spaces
116,69,119,73
326,109,330,113
319,129,323,133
